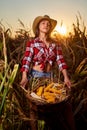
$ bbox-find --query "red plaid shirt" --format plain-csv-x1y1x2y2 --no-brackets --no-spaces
21,37,67,72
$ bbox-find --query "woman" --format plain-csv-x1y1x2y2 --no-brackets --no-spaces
20,15,76,130
20,15,71,88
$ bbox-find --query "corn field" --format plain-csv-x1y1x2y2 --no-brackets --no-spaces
0,15,87,130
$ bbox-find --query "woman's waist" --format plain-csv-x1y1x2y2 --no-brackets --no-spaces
32,63,52,72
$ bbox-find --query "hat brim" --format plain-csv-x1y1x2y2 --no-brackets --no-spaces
32,16,57,35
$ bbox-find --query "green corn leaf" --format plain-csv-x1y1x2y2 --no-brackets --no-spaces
0,65,10,92
9,64,19,85
79,70,87,76
38,120,45,130
0,73,3,80
0,86,9,116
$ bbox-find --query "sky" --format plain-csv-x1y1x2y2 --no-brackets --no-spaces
0,0,87,35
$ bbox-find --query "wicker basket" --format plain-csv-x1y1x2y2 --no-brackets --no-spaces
26,82,70,107
27,86,70,121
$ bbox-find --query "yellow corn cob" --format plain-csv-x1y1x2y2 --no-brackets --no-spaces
48,88,62,94
43,92,55,97
44,82,54,92
44,95,55,102
46,97,56,103
36,86,44,96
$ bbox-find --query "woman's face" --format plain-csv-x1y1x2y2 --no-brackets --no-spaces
38,19,51,34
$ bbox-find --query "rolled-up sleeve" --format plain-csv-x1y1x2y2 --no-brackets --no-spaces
21,41,34,72
56,44,68,71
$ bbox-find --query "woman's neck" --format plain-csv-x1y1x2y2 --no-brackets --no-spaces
39,34,47,42
39,34,51,48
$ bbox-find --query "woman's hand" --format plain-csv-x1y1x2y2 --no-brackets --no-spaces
64,76,71,89
20,71,28,88
62,69,71,89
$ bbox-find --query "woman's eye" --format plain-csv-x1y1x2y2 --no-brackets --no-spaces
48,23,50,26
42,22,45,24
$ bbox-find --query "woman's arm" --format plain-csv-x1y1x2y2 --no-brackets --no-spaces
62,69,71,88
20,40,34,88
56,43,71,88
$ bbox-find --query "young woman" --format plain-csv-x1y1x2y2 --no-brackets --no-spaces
20,15,76,130
20,15,71,88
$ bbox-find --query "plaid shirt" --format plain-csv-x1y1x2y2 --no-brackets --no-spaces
21,37,67,72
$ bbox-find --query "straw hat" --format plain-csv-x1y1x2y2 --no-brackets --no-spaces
32,15,57,35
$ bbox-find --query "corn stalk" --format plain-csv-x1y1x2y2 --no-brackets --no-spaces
0,64,19,116
0,25,19,129
2,28,7,70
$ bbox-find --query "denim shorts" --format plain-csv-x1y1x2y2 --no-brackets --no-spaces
29,69,51,78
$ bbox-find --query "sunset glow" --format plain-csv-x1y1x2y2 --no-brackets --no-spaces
55,25,67,35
